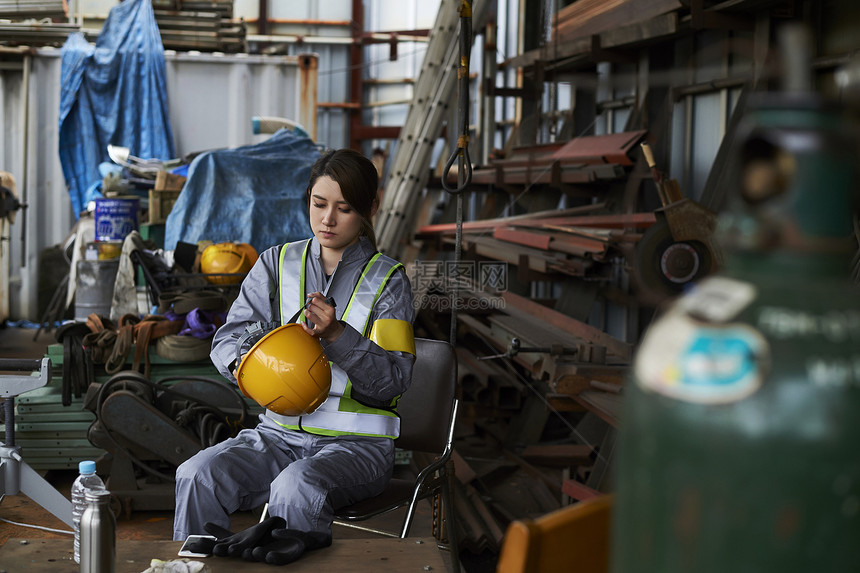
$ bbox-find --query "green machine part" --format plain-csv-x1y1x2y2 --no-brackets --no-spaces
611,92,860,572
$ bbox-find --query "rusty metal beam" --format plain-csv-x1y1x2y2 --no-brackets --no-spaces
551,130,647,166
420,212,656,235
361,28,430,41
573,391,622,427
298,53,318,142
689,0,754,31
503,450,563,493
493,227,552,250
589,34,637,65
364,31,431,44
318,102,362,109
511,212,657,230
471,163,626,186
500,291,632,359
351,124,401,140
348,0,363,150
545,394,587,412
257,0,268,35
561,480,603,501
521,444,594,468
245,18,352,27
419,203,606,237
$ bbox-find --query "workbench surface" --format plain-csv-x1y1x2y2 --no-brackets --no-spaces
0,537,448,572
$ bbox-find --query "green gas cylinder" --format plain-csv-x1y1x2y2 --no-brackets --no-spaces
611,92,860,571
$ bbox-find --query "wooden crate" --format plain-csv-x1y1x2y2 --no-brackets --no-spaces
148,189,181,224
149,171,186,224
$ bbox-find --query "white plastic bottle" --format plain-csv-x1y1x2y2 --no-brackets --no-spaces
72,460,106,564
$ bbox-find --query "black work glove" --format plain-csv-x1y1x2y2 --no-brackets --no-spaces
201,516,287,558
250,528,332,565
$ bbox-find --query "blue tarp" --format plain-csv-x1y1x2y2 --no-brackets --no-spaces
59,0,174,217
164,129,320,255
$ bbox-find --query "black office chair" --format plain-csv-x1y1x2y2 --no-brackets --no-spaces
333,337,460,572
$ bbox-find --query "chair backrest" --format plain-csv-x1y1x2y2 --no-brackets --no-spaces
394,338,457,454
495,494,613,573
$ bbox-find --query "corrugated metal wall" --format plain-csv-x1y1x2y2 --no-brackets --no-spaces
0,47,314,321
163,51,312,155
0,50,72,323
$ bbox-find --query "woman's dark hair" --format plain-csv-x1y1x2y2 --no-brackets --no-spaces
307,148,379,249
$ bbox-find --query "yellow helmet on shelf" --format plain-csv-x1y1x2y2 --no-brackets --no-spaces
200,242,258,285
236,323,331,416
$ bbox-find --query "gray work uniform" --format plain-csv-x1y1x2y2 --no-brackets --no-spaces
173,236,415,540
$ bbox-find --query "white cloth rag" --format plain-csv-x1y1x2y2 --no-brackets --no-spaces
141,558,209,573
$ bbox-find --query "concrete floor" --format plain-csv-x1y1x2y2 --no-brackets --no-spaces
0,322,451,569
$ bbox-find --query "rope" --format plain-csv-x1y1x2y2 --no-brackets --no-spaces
0,512,73,535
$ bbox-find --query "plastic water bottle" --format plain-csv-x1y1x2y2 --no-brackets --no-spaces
80,489,116,573
72,460,106,564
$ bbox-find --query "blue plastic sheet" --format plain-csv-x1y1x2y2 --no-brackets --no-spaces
164,129,320,255
59,0,175,217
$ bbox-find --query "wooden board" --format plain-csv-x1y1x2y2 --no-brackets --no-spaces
0,537,448,573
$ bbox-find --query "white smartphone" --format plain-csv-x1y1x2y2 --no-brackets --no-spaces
178,534,216,558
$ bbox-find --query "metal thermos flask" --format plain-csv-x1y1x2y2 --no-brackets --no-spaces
79,489,115,573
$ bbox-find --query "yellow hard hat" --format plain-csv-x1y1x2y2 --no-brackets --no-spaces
200,242,258,285
236,323,331,416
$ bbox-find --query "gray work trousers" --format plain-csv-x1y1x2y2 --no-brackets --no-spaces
173,415,394,541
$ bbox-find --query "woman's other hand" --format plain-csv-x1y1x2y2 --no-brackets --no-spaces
301,292,343,342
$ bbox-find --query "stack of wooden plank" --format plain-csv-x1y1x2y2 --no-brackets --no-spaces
152,0,234,17
552,0,683,44
153,0,246,53
0,22,79,46
0,0,64,18
509,0,684,69
0,0,77,47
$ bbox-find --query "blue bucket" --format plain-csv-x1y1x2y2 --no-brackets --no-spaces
95,198,139,242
